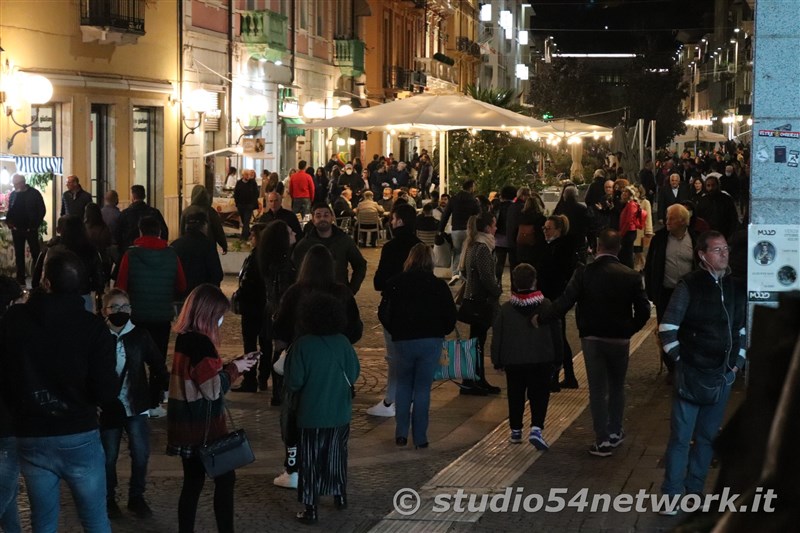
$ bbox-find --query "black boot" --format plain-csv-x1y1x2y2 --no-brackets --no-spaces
334,494,347,510
296,505,318,524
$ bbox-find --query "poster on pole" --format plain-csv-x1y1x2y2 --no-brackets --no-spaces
747,224,800,303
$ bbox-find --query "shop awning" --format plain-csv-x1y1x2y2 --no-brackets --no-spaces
12,155,64,175
283,117,305,137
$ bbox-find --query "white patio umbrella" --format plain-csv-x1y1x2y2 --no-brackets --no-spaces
673,128,728,143
301,93,548,192
569,140,584,180
537,119,612,139
302,93,548,132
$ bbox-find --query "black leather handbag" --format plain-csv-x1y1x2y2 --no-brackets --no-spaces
457,298,493,329
198,401,255,478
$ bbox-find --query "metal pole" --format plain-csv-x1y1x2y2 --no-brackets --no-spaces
650,120,657,165
439,130,447,194
638,118,645,172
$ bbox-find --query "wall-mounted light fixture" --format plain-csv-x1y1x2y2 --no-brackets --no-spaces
4,71,54,149
181,88,214,145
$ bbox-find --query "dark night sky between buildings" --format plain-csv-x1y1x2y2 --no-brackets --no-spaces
529,0,717,59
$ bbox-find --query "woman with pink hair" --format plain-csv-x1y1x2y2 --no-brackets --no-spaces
166,284,257,533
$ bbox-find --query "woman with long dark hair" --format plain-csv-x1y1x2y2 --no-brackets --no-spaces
257,220,297,402
271,245,362,490
285,291,360,524
166,284,257,533
459,212,502,395
379,243,456,447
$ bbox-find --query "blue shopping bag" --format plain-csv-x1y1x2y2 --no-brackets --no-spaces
434,336,477,381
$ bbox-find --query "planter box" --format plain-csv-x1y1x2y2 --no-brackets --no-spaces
220,251,248,275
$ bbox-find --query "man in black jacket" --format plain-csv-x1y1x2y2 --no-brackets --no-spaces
546,229,650,457
6,173,46,285
261,191,303,239
657,173,690,224
116,185,169,253
658,231,745,502
61,175,93,220
438,179,480,283
99,288,168,519
369,203,421,417
234,169,260,240
0,250,119,531
644,204,697,373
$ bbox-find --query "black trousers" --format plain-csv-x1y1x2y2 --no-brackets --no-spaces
12,228,40,283
618,231,637,269
470,323,490,382
135,320,172,361
505,363,552,430
558,318,575,381
178,457,235,533
241,305,278,392
238,207,254,240
495,247,510,283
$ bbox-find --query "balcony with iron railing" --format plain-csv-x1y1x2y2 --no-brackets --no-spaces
334,39,365,78
416,57,459,85
456,37,481,58
384,66,426,92
80,0,145,35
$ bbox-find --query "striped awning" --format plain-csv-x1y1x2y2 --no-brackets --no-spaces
13,155,64,175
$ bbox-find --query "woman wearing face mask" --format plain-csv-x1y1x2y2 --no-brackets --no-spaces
166,284,258,533
99,288,169,519
535,215,578,390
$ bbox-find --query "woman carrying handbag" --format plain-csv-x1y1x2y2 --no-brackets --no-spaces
457,212,502,396
166,284,257,533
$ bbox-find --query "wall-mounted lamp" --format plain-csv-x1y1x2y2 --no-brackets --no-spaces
4,72,53,150
181,88,214,145
235,117,264,144
348,137,356,146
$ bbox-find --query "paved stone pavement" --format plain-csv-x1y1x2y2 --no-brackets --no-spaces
11,246,743,532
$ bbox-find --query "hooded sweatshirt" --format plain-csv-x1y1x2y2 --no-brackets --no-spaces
180,185,228,252
490,290,563,369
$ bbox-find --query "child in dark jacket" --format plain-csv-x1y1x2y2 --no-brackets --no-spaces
491,264,563,450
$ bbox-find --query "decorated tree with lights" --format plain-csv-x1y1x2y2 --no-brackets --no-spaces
446,86,550,194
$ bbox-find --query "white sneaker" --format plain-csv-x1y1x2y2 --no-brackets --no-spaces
366,400,395,417
148,406,167,418
273,470,298,489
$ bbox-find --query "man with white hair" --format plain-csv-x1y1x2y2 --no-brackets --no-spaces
5,174,46,285
656,173,690,224
644,204,697,374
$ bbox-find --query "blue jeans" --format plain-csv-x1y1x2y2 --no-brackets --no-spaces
383,328,398,405
18,429,111,533
394,338,442,446
581,338,630,443
101,414,150,501
0,437,21,533
450,230,467,275
662,373,734,496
